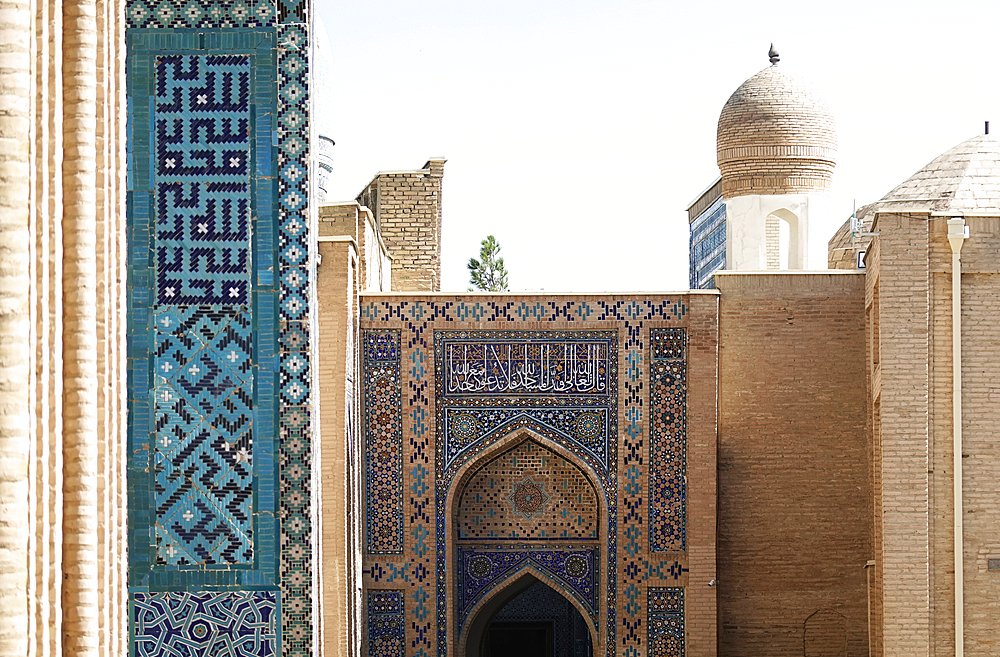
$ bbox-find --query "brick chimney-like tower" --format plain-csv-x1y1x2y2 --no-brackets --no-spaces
356,158,445,292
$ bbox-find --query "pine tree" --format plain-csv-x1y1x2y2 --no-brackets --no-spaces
467,235,509,292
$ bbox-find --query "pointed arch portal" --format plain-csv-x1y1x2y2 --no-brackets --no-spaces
449,431,605,657
463,572,594,657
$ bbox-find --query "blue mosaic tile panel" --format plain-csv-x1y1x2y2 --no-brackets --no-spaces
649,328,687,552
456,546,599,630
127,0,277,28
367,591,405,657
647,588,684,657
434,330,618,476
361,298,691,657
363,330,403,554
127,22,284,656
275,22,313,657
155,54,251,306
442,406,612,474
133,591,277,656
154,306,254,565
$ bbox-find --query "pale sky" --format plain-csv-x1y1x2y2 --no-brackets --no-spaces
316,0,1000,293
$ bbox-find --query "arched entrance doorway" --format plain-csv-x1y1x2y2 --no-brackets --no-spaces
451,436,602,657
470,577,593,657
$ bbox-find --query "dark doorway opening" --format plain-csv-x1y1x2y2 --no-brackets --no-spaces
477,581,592,657
486,622,552,657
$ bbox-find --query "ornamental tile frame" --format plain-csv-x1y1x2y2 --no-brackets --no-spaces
359,295,716,657
126,2,314,655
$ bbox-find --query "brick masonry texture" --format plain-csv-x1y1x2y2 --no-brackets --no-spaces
356,159,444,293
717,64,836,199
867,212,1000,657
715,272,868,657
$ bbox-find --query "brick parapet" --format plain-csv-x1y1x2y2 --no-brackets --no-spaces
355,159,444,292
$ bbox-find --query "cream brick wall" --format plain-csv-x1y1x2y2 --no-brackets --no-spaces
716,271,869,657
867,212,932,657
0,1,127,655
355,159,444,292
316,237,362,657
926,216,1000,656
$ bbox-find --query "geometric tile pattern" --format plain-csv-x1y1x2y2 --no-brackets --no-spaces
360,298,691,657
456,546,600,630
133,591,278,656
649,328,687,552
127,17,302,657
647,588,684,657
508,476,550,520
155,55,251,306
434,330,618,476
457,440,598,540
127,0,277,28
363,330,403,554
433,329,618,657
154,306,254,565
492,582,585,657
367,591,405,657
275,21,313,657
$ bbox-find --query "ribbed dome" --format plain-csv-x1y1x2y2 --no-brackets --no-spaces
877,133,1000,214
717,54,837,199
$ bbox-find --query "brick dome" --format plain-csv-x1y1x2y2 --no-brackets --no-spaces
717,53,837,199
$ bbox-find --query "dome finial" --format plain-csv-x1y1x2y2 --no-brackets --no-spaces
769,43,780,65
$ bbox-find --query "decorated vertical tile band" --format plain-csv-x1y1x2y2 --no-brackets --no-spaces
153,307,254,565
275,20,313,657
127,29,278,585
133,591,278,656
647,588,684,657
363,330,404,554
649,328,687,552
368,590,406,657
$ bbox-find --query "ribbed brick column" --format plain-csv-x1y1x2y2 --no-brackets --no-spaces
61,0,100,655
0,0,33,655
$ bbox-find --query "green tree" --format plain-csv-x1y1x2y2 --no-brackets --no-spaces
467,235,509,292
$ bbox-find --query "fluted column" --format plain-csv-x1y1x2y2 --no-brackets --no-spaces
0,0,34,656
61,0,100,655
94,0,127,654
28,0,65,655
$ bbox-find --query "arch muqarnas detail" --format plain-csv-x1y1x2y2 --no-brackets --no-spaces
435,329,618,657
454,438,603,634
360,298,690,657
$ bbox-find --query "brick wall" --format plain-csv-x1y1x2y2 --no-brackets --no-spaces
715,271,869,657
356,159,444,292
866,213,931,657
319,202,392,293
316,237,362,657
